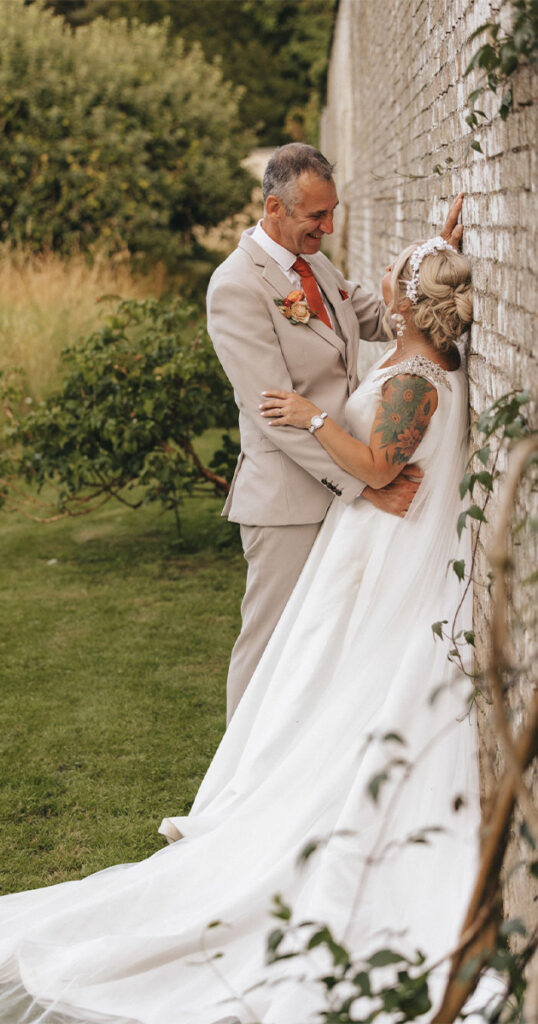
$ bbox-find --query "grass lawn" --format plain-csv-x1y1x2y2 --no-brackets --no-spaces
0,435,245,894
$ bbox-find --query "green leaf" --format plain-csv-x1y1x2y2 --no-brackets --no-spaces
459,472,473,498
467,21,496,45
382,731,407,745
352,970,372,996
368,771,389,803
475,470,494,490
464,630,475,646
298,840,320,863
477,44,500,71
368,948,406,968
468,505,487,523
267,928,285,953
499,918,527,938
431,620,448,640
271,894,292,921
457,511,468,538
477,444,491,465
307,927,331,950
500,88,513,119
468,86,485,105
470,140,484,153
453,559,466,581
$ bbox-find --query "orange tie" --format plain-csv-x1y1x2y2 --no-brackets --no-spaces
292,257,332,329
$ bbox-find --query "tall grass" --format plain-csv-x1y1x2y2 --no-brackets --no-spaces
0,246,166,400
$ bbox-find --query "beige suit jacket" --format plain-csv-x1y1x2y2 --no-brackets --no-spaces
206,228,387,526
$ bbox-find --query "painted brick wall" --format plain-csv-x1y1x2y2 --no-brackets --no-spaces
321,0,537,933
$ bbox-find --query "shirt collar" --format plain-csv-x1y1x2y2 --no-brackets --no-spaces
252,221,297,272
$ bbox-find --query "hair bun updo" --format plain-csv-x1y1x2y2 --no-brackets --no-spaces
387,243,473,352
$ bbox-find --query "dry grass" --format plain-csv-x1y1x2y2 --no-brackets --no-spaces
0,246,166,400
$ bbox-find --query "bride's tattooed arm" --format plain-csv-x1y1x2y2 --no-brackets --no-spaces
372,375,437,468
259,373,438,489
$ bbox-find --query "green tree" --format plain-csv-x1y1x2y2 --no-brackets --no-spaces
1,1,253,260
36,0,338,145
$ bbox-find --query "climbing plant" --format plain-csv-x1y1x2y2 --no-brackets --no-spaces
465,0,538,152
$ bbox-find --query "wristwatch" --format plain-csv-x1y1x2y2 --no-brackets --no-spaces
309,411,328,434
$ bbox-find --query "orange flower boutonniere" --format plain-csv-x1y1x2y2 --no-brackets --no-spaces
274,290,318,325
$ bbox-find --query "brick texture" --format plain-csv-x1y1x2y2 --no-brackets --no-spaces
321,0,537,936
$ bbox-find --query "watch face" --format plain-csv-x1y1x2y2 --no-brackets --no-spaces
312,415,323,428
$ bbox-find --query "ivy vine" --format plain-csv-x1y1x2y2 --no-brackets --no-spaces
465,0,538,153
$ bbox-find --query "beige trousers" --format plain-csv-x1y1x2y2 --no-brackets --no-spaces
226,521,322,723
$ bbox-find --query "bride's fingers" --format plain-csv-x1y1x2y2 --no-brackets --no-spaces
260,405,285,417
441,192,464,244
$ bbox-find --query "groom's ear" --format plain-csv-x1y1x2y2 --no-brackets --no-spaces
265,195,285,221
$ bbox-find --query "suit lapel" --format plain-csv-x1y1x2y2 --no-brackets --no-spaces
239,232,347,361
304,306,346,360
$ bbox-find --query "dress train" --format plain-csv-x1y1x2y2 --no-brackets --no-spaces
0,348,488,1023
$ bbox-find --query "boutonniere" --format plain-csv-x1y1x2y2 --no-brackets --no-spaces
338,288,349,301
274,289,318,325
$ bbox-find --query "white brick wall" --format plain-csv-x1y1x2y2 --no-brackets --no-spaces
322,0,537,932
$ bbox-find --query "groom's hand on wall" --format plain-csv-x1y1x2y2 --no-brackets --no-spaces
362,464,423,518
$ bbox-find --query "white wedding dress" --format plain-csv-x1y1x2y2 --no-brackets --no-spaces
0,347,484,1024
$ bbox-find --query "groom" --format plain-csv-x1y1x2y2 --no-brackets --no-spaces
207,143,462,722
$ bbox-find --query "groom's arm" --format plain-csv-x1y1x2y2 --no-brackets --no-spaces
207,274,365,505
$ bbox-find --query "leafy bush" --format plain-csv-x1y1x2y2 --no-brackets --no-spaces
39,0,338,146
0,297,239,533
0,1,253,261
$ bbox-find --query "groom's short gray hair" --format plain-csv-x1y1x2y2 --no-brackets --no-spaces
262,143,335,214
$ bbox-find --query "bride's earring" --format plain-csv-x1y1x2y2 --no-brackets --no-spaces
394,313,406,350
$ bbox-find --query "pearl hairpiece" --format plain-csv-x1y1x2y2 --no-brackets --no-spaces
405,235,452,304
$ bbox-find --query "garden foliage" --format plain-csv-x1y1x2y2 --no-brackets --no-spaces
0,1,253,260
0,297,239,531
38,0,338,146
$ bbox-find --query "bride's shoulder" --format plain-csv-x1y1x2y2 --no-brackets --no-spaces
377,352,459,393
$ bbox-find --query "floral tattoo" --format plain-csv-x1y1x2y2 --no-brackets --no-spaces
373,374,437,465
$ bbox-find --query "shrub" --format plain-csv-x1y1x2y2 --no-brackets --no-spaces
0,297,239,532
0,1,253,262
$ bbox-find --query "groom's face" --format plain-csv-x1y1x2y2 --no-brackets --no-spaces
269,172,339,255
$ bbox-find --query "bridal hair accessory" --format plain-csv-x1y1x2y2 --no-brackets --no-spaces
406,236,452,305
274,289,318,325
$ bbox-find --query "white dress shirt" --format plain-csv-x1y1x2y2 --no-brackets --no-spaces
251,221,333,326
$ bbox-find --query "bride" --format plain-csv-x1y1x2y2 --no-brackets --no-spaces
0,239,482,1024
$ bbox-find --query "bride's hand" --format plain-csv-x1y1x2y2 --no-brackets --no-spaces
259,389,320,428
440,192,464,249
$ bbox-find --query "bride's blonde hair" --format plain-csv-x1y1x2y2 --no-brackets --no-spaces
383,242,473,352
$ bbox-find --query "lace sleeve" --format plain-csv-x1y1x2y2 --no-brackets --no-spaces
376,354,453,392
